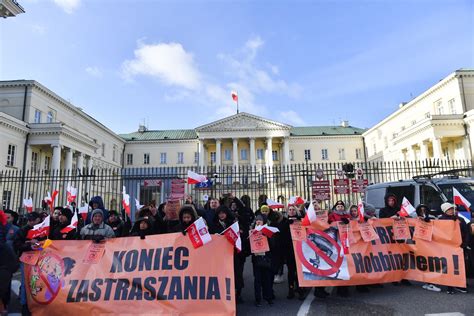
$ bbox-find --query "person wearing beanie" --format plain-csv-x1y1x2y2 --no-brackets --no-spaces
80,209,115,241
439,202,470,294
50,207,77,240
328,200,350,224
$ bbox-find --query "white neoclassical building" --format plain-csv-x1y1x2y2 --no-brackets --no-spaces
364,69,474,162
0,0,24,18
0,80,125,174
120,113,366,169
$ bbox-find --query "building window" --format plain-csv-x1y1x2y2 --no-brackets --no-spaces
46,110,54,123
44,156,51,170
101,143,105,157
289,150,294,161
384,137,388,149
411,120,416,126
34,110,41,123
144,153,150,165
257,149,264,160
177,152,184,164
6,144,15,167
127,153,133,165
2,190,12,210
448,98,456,114
224,149,231,161
194,152,199,164
304,149,311,161
160,153,167,164
31,152,39,171
338,148,345,160
373,143,377,155
425,112,431,119
210,152,216,163
434,99,443,115
321,149,328,160
241,149,248,160
272,150,278,161
113,145,117,162
356,148,363,160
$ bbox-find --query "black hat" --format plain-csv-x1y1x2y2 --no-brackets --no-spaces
60,207,74,222
26,212,40,221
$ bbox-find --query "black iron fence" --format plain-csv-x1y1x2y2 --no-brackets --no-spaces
1,159,472,216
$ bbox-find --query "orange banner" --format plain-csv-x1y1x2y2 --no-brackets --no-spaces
292,218,466,287
24,234,235,316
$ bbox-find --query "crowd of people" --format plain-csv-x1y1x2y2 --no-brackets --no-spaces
0,192,473,314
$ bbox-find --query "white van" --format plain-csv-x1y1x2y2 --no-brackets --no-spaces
364,177,474,216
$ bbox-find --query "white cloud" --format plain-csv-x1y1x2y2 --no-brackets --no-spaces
52,0,80,14
85,66,102,77
31,24,46,34
279,110,306,126
122,42,201,90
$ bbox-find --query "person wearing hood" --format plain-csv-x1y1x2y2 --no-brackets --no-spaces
86,196,109,224
439,202,469,294
4,210,19,251
177,205,198,234
379,194,399,218
49,206,62,237
328,200,350,224
130,216,155,239
210,206,235,234
107,210,125,237
50,207,77,240
80,209,115,241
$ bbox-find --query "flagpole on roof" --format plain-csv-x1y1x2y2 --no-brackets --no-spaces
237,93,239,114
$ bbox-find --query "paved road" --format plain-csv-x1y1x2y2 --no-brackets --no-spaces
8,265,474,315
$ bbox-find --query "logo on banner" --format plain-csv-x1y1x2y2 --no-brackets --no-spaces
295,227,349,280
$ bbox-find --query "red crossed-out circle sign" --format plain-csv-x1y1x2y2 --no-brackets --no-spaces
296,228,343,277
26,252,65,305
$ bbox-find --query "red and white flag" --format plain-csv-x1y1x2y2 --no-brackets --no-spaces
222,221,242,252
122,186,131,216
66,184,77,203
399,197,416,217
301,201,317,226
255,224,280,238
44,190,58,209
135,198,144,210
266,198,284,209
231,91,238,102
357,199,365,222
23,197,33,213
60,211,78,233
26,215,50,239
187,170,207,184
185,217,212,249
288,196,305,206
78,204,89,221
453,187,471,210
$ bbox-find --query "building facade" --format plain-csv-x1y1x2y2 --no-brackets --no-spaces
0,0,24,18
364,69,474,162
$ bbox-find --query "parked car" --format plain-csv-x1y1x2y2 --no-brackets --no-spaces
364,176,474,216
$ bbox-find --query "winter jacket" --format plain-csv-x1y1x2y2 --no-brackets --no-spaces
13,225,47,255
5,223,19,251
130,217,156,237
80,222,115,240
379,193,399,218
328,212,351,223
50,223,77,240
107,219,125,237
210,207,235,234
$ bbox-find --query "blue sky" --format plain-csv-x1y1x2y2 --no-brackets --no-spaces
1,0,473,134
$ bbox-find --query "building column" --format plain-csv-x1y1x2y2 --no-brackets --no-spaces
215,139,222,168
283,137,290,166
249,138,256,167
76,152,84,174
432,137,443,159
51,145,61,171
419,141,429,160
87,156,94,173
266,137,273,168
198,139,205,167
462,137,471,161
25,146,32,173
232,138,239,169
65,147,73,173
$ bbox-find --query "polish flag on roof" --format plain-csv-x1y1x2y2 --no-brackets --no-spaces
231,91,238,102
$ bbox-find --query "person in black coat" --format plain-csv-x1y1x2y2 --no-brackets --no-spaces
379,193,399,218
49,206,62,238
176,205,198,234
130,217,156,239
439,202,470,294
0,240,18,314
210,206,235,234
50,207,77,240
106,210,125,237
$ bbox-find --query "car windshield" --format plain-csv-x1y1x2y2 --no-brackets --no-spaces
439,182,474,212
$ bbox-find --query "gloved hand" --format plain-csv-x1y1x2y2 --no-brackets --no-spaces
288,219,294,224
424,216,431,223
341,218,350,225
93,235,105,243
181,230,187,236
